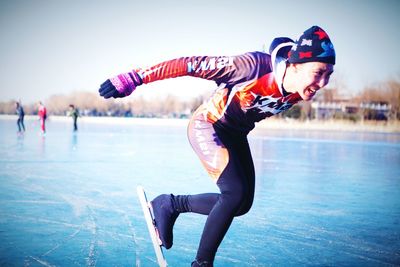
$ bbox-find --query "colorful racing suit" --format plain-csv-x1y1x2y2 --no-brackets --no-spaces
136,51,303,263
136,52,302,180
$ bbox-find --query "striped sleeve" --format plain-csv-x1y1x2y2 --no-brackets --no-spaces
135,52,270,86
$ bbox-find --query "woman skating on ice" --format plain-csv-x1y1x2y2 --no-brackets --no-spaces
98,25,335,266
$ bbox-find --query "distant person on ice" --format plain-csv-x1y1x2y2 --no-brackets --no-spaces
15,101,25,133
98,25,335,266
38,101,47,134
68,104,80,131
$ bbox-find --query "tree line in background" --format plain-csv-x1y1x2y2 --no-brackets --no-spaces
0,91,206,119
0,76,399,121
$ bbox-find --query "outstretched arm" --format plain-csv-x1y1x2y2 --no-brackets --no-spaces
99,52,269,99
136,56,237,85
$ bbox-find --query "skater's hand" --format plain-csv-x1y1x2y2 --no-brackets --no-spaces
99,70,142,99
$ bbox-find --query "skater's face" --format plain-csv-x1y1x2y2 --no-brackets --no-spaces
291,62,334,101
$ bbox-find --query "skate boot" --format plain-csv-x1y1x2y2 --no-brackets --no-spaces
151,194,179,249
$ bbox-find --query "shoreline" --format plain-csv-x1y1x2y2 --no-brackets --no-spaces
1,114,399,133
254,118,400,134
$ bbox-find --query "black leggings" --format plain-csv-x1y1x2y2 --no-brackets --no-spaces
183,106,255,263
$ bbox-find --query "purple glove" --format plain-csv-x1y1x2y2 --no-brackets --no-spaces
99,70,142,99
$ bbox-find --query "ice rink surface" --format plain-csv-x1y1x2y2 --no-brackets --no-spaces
0,118,399,266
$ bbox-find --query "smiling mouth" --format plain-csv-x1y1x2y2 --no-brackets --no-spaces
304,88,317,98
306,88,317,94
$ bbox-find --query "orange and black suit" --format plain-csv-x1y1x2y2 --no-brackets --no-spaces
136,51,302,263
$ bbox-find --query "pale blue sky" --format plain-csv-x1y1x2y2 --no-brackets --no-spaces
0,0,399,103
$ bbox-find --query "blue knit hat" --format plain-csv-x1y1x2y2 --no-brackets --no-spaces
288,26,335,65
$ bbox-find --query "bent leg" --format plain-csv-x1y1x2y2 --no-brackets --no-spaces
187,106,229,182
171,105,255,264
17,118,21,132
173,193,219,215
195,142,255,263
187,108,255,262
21,117,25,131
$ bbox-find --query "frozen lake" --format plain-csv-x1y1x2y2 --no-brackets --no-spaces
0,117,399,266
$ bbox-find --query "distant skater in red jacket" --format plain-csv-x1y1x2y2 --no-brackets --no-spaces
38,101,47,134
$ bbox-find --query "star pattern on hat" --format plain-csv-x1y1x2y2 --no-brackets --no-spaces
287,25,335,65
315,29,328,40
299,51,312,59
301,39,312,46
318,41,335,58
